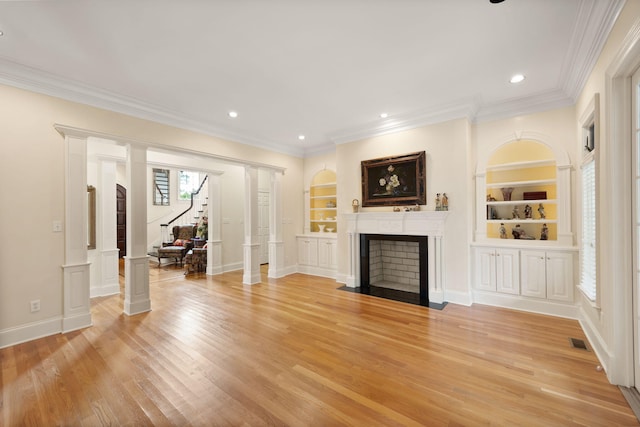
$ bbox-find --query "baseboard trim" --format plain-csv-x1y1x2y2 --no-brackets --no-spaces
0,317,62,349
472,290,579,319
620,386,640,423
297,265,337,279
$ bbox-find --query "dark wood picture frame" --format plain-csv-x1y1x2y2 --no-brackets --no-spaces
361,151,426,207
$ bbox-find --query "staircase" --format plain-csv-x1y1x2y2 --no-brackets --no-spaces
160,175,209,243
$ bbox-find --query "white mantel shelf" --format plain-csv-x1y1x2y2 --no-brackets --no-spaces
343,211,449,304
344,211,449,236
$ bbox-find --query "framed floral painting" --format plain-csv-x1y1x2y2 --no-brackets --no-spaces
361,151,426,207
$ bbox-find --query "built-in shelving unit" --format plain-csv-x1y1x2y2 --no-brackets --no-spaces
485,157,557,241
309,170,337,234
472,137,577,317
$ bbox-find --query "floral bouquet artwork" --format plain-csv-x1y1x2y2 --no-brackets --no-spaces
361,151,426,207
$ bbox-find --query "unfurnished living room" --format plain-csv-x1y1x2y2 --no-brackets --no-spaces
2,1,640,425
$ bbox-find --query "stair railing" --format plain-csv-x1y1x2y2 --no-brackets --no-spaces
161,174,208,243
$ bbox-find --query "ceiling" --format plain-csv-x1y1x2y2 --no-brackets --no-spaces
0,0,625,157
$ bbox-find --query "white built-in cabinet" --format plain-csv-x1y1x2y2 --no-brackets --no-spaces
474,246,575,302
297,235,337,278
520,250,574,302
475,247,520,294
473,137,577,315
298,168,338,278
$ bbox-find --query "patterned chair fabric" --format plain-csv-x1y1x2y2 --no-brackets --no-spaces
157,225,196,267
184,247,207,274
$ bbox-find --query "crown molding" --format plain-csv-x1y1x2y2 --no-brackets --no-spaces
329,98,479,145
0,58,305,158
473,88,575,123
559,0,625,101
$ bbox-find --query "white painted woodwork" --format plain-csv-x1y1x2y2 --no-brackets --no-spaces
317,238,338,270
268,171,285,279
95,159,119,297
344,211,449,304
207,172,223,275
258,190,269,264
124,145,150,315
243,166,260,285
61,133,92,332
520,250,548,299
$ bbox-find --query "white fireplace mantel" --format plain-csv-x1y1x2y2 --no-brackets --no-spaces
344,211,449,303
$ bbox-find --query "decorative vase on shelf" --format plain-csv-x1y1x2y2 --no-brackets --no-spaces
318,224,326,232
501,187,514,201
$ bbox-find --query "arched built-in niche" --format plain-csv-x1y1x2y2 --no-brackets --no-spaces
309,169,337,234
475,134,573,247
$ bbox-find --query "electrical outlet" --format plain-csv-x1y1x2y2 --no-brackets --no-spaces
52,221,63,232
30,300,41,313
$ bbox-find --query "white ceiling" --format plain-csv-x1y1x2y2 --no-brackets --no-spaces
0,0,625,157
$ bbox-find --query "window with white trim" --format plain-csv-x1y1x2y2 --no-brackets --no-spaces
580,157,596,300
578,93,599,303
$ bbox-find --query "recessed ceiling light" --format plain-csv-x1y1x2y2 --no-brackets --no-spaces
298,135,305,141
510,74,525,84
379,113,389,119
228,111,238,118
0,30,4,37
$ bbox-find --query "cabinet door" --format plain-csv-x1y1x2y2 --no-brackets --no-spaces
520,250,547,298
496,248,520,295
297,237,318,266
475,247,497,291
318,238,337,269
546,252,574,302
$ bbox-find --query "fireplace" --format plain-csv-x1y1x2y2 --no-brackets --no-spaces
344,211,449,304
360,234,428,306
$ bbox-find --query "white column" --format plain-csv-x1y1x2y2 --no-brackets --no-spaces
268,170,285,278
124,145,150,315
243,166,261,284
207,172,223,275
93,159,119,297
62,135,92,332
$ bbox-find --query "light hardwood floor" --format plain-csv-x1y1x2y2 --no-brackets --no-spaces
1,264,638,426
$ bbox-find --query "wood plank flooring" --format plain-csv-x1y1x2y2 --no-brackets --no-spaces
1,264,638,426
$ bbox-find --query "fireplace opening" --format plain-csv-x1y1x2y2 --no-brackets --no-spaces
360,234,428,306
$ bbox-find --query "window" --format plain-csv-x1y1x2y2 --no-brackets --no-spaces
153,168,170,206
179,170,201,200
579,93,599,303
580,157,596,301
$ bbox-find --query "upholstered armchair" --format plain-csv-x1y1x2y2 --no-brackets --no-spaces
157,224,196,267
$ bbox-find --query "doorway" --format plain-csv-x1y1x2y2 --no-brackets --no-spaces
116,184,126,258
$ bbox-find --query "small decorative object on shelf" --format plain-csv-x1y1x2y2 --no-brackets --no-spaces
524,204,532,219
441,193,449,210
435,193,442,210
414,204,420,211
393,207,401,212
540,223,549,240
352,199,360,213
499,223,507,239
512,224,522,239
512,205,520,219
538,203,546,219
326,201,336,208
501,187,514,201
